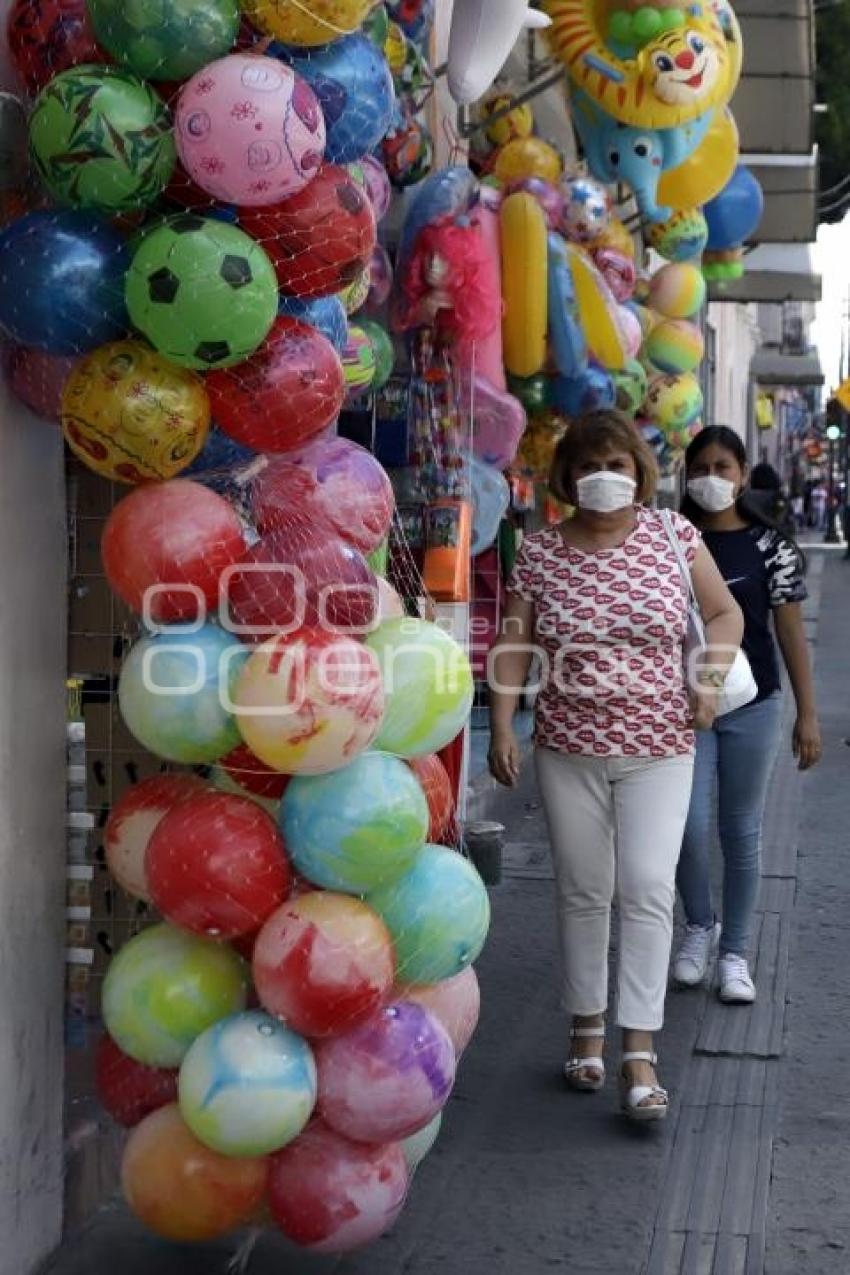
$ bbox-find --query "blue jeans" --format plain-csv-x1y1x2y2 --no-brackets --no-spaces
676,692,783,956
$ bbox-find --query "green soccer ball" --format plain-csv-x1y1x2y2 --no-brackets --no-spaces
87,0,240,83
125,214,279,370
29,65,175,213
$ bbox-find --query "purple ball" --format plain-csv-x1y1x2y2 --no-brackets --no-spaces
366,243,393,311
359,156,392,222
316,1002,456,1144
507,177,565,230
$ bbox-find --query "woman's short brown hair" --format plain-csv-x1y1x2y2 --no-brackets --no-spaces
549,410,658,505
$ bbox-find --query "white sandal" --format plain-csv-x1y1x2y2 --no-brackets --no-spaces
563,1022,606,1092
619,1051,668,1123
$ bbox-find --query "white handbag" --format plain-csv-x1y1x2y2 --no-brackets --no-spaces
661,511,758,718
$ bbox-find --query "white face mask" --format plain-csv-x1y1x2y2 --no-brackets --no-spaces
687,475,737,513
575,471,637,513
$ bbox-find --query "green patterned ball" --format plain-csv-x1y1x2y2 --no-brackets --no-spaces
29,65,175,212
88,0,239,83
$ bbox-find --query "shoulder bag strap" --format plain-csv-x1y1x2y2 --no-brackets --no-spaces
660,509,700,612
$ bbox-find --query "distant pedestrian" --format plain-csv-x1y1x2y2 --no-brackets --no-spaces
812,484,827,532
790,494,804,533
748,463,796,539
488,412,742,1123
672,427,822,1004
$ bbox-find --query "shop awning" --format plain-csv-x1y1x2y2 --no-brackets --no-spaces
708,243,821,304
751,349,824,388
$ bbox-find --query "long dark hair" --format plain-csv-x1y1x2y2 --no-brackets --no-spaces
681,426,805,571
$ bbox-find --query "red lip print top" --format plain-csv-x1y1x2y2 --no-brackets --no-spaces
507,507,700,758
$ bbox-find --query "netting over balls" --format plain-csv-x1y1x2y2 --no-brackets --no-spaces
0,0,497,1254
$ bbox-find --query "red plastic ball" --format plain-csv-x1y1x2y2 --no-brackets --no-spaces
252,437,394,555
239,164,376,299
145,791,293,939
7,0,107,95
253,893,395,1038
95,1033,178,1129
102,480,246,625
160,158,217,211
206,316,345,454
7,346,77,421
408,753,455,844
268,1121,407,1254
226,526,378,641
219,742,291,800
105,773,205,902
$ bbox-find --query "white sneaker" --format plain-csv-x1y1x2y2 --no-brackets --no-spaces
718,953,756,1003
672,922,721,988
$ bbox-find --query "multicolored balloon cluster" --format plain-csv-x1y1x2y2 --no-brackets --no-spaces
1,0,487,1256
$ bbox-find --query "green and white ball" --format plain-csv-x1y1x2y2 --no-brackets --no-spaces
179,1011,317,1158
402,1111,442,1172
118,624,245,765
365,618,474,757
102,924,248,1068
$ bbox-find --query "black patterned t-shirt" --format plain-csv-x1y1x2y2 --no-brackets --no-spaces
702,526,807,701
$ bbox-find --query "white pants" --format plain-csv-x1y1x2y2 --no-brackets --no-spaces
535,748,695,1031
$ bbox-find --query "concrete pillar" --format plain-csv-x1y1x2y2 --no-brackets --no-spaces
0,24,69,1273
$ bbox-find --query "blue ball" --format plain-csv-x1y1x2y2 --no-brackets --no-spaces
704,166,764,252
552,366,615,416
399,165,477,260
0,211,129,354
387,0,434,46
278,294,349,353
185,425,257,476
279,35,395,164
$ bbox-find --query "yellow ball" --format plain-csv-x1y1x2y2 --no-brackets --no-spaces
494,137,562,186
241,0,374,45
339,266,371,315
482,94,534,148
648,262,706,320
61,340,210,483
384,22,407,74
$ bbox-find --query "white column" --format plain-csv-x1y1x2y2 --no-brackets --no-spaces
0,24,69,1273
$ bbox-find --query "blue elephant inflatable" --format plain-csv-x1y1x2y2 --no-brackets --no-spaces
571,88,713,223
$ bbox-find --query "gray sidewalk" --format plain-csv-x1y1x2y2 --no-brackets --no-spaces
42,554,848,1275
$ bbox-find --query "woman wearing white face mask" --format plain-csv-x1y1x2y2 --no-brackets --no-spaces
672,427,821,1003
488,413,742,1122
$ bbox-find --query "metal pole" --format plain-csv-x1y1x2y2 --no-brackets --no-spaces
843,408,850,556
825,434,840,543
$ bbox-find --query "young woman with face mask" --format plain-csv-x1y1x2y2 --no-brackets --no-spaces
672,426,821,1003
488,413,742,1122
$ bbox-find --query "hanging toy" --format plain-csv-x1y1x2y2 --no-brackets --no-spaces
398,217,502,349
544,0,743,130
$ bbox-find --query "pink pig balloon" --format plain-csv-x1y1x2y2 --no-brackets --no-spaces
175,54,326,206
